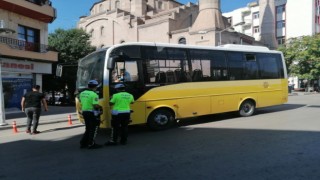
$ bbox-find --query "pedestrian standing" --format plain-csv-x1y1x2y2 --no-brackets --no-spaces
105,83,134,145
21,85,48,135
79,80,103,149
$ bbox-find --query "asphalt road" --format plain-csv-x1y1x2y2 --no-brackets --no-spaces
1,94,320,180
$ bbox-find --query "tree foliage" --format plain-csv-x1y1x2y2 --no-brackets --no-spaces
278,34,320,80
43,28,95,104
48,28,95,63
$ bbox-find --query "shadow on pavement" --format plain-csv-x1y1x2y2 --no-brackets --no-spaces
174,103,307,128
40,124,84,134
1,125,320,179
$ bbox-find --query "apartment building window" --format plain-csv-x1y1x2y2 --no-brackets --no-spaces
253,26,260,33
276,5,285,14
253,12,259,19
277,37,285,45
277,20,285,28
18,25,40,52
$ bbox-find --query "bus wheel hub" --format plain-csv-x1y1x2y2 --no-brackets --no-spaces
155,114,168,125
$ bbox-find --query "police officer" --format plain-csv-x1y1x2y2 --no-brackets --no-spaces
79,80,103,149
105,83,134,145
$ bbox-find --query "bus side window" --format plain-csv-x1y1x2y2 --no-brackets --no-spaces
123,61,138,82
244,53,259,79
257,54,280,79
227,52,244,80
166,70,176,83
192,69,203,81
175,69,191,82
174,69,181,81
155,71,166,83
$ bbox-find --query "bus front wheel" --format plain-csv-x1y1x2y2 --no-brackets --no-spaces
148,109,174,130
239,100,255,117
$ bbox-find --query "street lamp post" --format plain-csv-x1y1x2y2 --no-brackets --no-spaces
0,58,6,126
218,22,245,46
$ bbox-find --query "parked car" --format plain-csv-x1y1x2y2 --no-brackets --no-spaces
45,92,70,105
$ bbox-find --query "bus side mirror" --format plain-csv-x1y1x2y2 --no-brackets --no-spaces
107,56,119,69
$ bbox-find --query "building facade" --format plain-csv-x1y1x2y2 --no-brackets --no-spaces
224,0,320,48
77,0,260,49
224,0,320,89
0,0,58,110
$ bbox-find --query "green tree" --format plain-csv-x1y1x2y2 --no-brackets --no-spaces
278,34,320,87
44,28,95,104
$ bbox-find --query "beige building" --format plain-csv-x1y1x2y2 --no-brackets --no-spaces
78,0,260,49
0,0,58,110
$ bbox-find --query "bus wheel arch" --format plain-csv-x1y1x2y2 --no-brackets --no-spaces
238,99,256,117
147,107,175,130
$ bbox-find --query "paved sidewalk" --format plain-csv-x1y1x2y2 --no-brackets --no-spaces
0,112,79,130
289,91,319,96
0,105,78,130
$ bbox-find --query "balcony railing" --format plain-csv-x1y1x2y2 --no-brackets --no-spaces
0,36,51,53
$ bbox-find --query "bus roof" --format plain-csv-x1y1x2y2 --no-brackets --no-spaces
216,44,270,51
109,42,279,53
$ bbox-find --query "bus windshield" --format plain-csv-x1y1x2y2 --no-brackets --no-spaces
76,50,106,90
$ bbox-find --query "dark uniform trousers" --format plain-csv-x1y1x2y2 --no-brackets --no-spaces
80,111,100,147
111,113,130,144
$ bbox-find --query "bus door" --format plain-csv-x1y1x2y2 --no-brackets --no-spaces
108,55,147,125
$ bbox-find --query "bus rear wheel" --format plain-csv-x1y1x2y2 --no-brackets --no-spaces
239,100,255,117
148,109,174,130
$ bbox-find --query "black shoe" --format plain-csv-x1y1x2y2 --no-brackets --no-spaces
88,143,103,149
32,131,41,135
105,141,117,146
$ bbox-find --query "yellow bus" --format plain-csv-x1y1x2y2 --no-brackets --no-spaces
76,42,288,130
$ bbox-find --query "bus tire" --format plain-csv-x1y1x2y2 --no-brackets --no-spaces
147,109,174,130
238,100,255,117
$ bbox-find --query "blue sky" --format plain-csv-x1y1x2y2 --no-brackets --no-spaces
49,0,255,33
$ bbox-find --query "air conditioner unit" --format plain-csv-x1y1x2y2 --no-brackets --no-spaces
0,20,16,34
0,20,4,29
